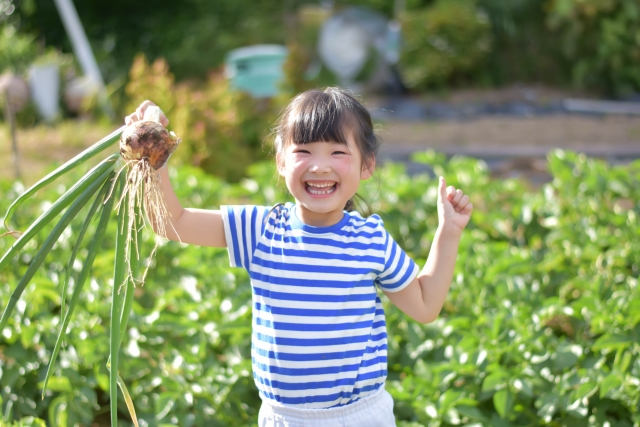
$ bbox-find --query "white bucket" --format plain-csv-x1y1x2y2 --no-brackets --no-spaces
28,64,60,122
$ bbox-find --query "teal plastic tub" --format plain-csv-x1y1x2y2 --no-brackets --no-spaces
225,45,288,98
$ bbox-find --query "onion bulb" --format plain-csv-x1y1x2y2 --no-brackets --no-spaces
115,106,181,284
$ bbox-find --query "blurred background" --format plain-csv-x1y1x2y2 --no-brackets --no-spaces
1,0,639,184
1,2,640,427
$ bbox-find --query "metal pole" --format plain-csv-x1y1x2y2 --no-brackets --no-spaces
4,90,21,180
52,0,114,119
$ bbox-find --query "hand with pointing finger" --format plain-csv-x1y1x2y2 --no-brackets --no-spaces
437,176,473,233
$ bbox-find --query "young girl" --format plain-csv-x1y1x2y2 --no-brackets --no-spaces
125,87,472,427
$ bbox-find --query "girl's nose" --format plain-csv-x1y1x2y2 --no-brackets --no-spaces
309,162,331,173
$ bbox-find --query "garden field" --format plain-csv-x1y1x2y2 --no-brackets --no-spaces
3,0,640,424
0,149,639,427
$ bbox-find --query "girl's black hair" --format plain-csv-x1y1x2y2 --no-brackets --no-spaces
272,87,379,216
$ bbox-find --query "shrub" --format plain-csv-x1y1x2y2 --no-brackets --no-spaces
125,54,274,182
475,0,567,86
0,25,37,75
546,0,640,96
125,54,177,121
14,0,288,82
399,0,493,90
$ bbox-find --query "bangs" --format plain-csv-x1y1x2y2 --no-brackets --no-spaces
285,91,357,145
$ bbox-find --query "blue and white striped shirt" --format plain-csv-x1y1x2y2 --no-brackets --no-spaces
221,203,419,409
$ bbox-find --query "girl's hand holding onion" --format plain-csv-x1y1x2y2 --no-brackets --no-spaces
124,100,169,127
122,100,229,248
121,101,179,171
120,100,181,240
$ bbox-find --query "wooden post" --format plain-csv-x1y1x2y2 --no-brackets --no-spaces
4,89,20,180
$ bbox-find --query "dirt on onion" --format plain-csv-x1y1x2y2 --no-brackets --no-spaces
119,121,180,170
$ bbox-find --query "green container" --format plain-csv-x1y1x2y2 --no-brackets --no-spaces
225,45,288,98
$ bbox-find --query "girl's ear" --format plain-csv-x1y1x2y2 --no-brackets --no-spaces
276,151,286,177
361,156,376,180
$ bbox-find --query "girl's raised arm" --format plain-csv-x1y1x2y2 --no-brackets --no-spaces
126,100,227,248
151,167,227,248
384,177,472,324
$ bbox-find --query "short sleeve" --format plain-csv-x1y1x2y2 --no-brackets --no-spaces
376,229,420,293
221,205,270,271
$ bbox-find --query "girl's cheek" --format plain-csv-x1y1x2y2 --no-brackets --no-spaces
333,159,352,175
283,155,306,171
291,160,308,175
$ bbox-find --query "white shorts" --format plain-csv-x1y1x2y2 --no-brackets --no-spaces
257,388,397,427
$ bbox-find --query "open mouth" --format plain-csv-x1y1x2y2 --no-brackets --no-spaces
305,181,337,195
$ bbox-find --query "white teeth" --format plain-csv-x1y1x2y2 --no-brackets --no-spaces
307,182,335,188
306,182,336,195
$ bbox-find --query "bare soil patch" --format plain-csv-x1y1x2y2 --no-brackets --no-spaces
379,115,640,155
0,120,117,185
365,85,640,182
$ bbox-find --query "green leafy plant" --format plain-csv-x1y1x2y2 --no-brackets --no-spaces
1,148,639,426
125,54,274,182
0,24,37,74
546,0,640,96
362,150,640,426
0,416,46,427
0,127,147,427
400,0,493,89
0,161,264,426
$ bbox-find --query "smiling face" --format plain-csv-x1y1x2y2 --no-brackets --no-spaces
277,132,374,227
273,88,380,227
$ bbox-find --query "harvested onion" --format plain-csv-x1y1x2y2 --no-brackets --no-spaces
116,107,181,284
119,120,180,170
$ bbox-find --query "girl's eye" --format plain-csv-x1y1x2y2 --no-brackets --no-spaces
333,151,347,155
294,150,310,154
